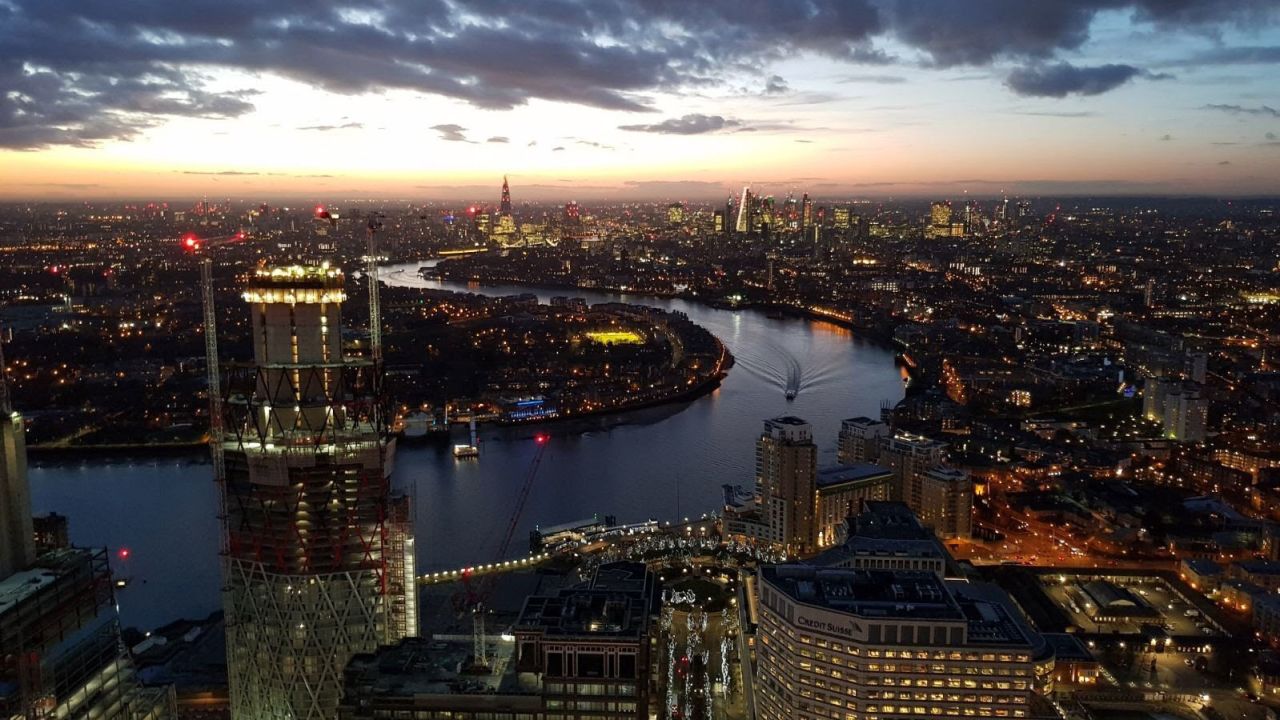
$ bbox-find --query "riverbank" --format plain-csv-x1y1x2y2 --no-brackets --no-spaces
27,440,206,462
430,265,898,346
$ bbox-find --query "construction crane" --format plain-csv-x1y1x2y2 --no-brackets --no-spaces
178,231,246,514
454,433,550,670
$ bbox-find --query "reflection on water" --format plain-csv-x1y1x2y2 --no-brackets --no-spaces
28,262,903,630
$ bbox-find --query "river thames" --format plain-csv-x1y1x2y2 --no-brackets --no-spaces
28,262,904,629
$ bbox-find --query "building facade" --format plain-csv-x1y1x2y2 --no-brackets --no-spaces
917,467,973,540
754,565,1037,720
756,417,819,555
513,562,657,719
837,417,889,466
814,465,893,549
218,263,414,720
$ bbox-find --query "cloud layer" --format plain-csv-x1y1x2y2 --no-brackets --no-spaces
1,0,1277,148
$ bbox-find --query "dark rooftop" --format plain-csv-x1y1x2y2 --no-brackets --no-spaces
816,463,893,489
514,562,656,639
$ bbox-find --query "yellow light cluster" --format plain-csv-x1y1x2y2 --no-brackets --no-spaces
242,288,346,304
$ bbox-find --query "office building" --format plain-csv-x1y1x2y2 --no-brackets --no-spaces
756,417,819,555
814,465,894,549
837,417,889,465
339,563,656,720
219,263,415,720
928,201,952,239
513,562,657,719
339,637,540,720
735,187,753,234
754,564,1039,720
814,501,951,576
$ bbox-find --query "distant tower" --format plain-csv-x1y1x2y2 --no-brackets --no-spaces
0,324,34,577
801,193,813,231
735,186,753,234
500,176,513,216
219,263,415,720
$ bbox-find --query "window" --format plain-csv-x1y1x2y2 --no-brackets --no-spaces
578,653,605,678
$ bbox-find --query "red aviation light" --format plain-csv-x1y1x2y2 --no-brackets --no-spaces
118,547,131,560
181,233,200,251
234,231,246,241
535,434,549,445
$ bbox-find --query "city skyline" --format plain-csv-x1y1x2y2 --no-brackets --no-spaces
3,1,1280,200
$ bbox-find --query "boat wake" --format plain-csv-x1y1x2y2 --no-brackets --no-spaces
736,338,805,400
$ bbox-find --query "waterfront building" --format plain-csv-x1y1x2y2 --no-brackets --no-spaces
218,263,415,720
756,417,819,555
754,564,1038,720
837,417,889,465
814,464,894,549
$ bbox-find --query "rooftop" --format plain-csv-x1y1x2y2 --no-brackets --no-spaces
762,565,962,621
514,562,655,639
343,637,529,698
816,463,893,489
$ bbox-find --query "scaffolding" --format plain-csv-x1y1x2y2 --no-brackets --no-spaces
0,548,171,720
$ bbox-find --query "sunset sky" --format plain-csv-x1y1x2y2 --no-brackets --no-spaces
2,1,1279,201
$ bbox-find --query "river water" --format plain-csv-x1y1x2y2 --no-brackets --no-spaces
28,262,904,630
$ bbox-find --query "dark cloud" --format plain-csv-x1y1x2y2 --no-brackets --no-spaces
430,123,472,142
1268,132,1277,140
2,0,1278,148
1202,104,1280,117
552,146,565,151
486,136,509,143
1160,134,1173,140
1173,46,1280,66
182,170,261,176
1006,63,1145,97
298,121,363,131
764,75,789,95
1218,160,1231,165
619,114,741,135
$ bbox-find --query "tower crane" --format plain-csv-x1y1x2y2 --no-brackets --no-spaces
453,433,550,670
178,230,247,508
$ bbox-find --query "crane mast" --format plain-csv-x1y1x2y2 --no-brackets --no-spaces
365,218,383,362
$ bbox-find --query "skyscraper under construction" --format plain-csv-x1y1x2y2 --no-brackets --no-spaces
216,262,415,720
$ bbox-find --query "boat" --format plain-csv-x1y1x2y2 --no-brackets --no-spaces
785,389,797,401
